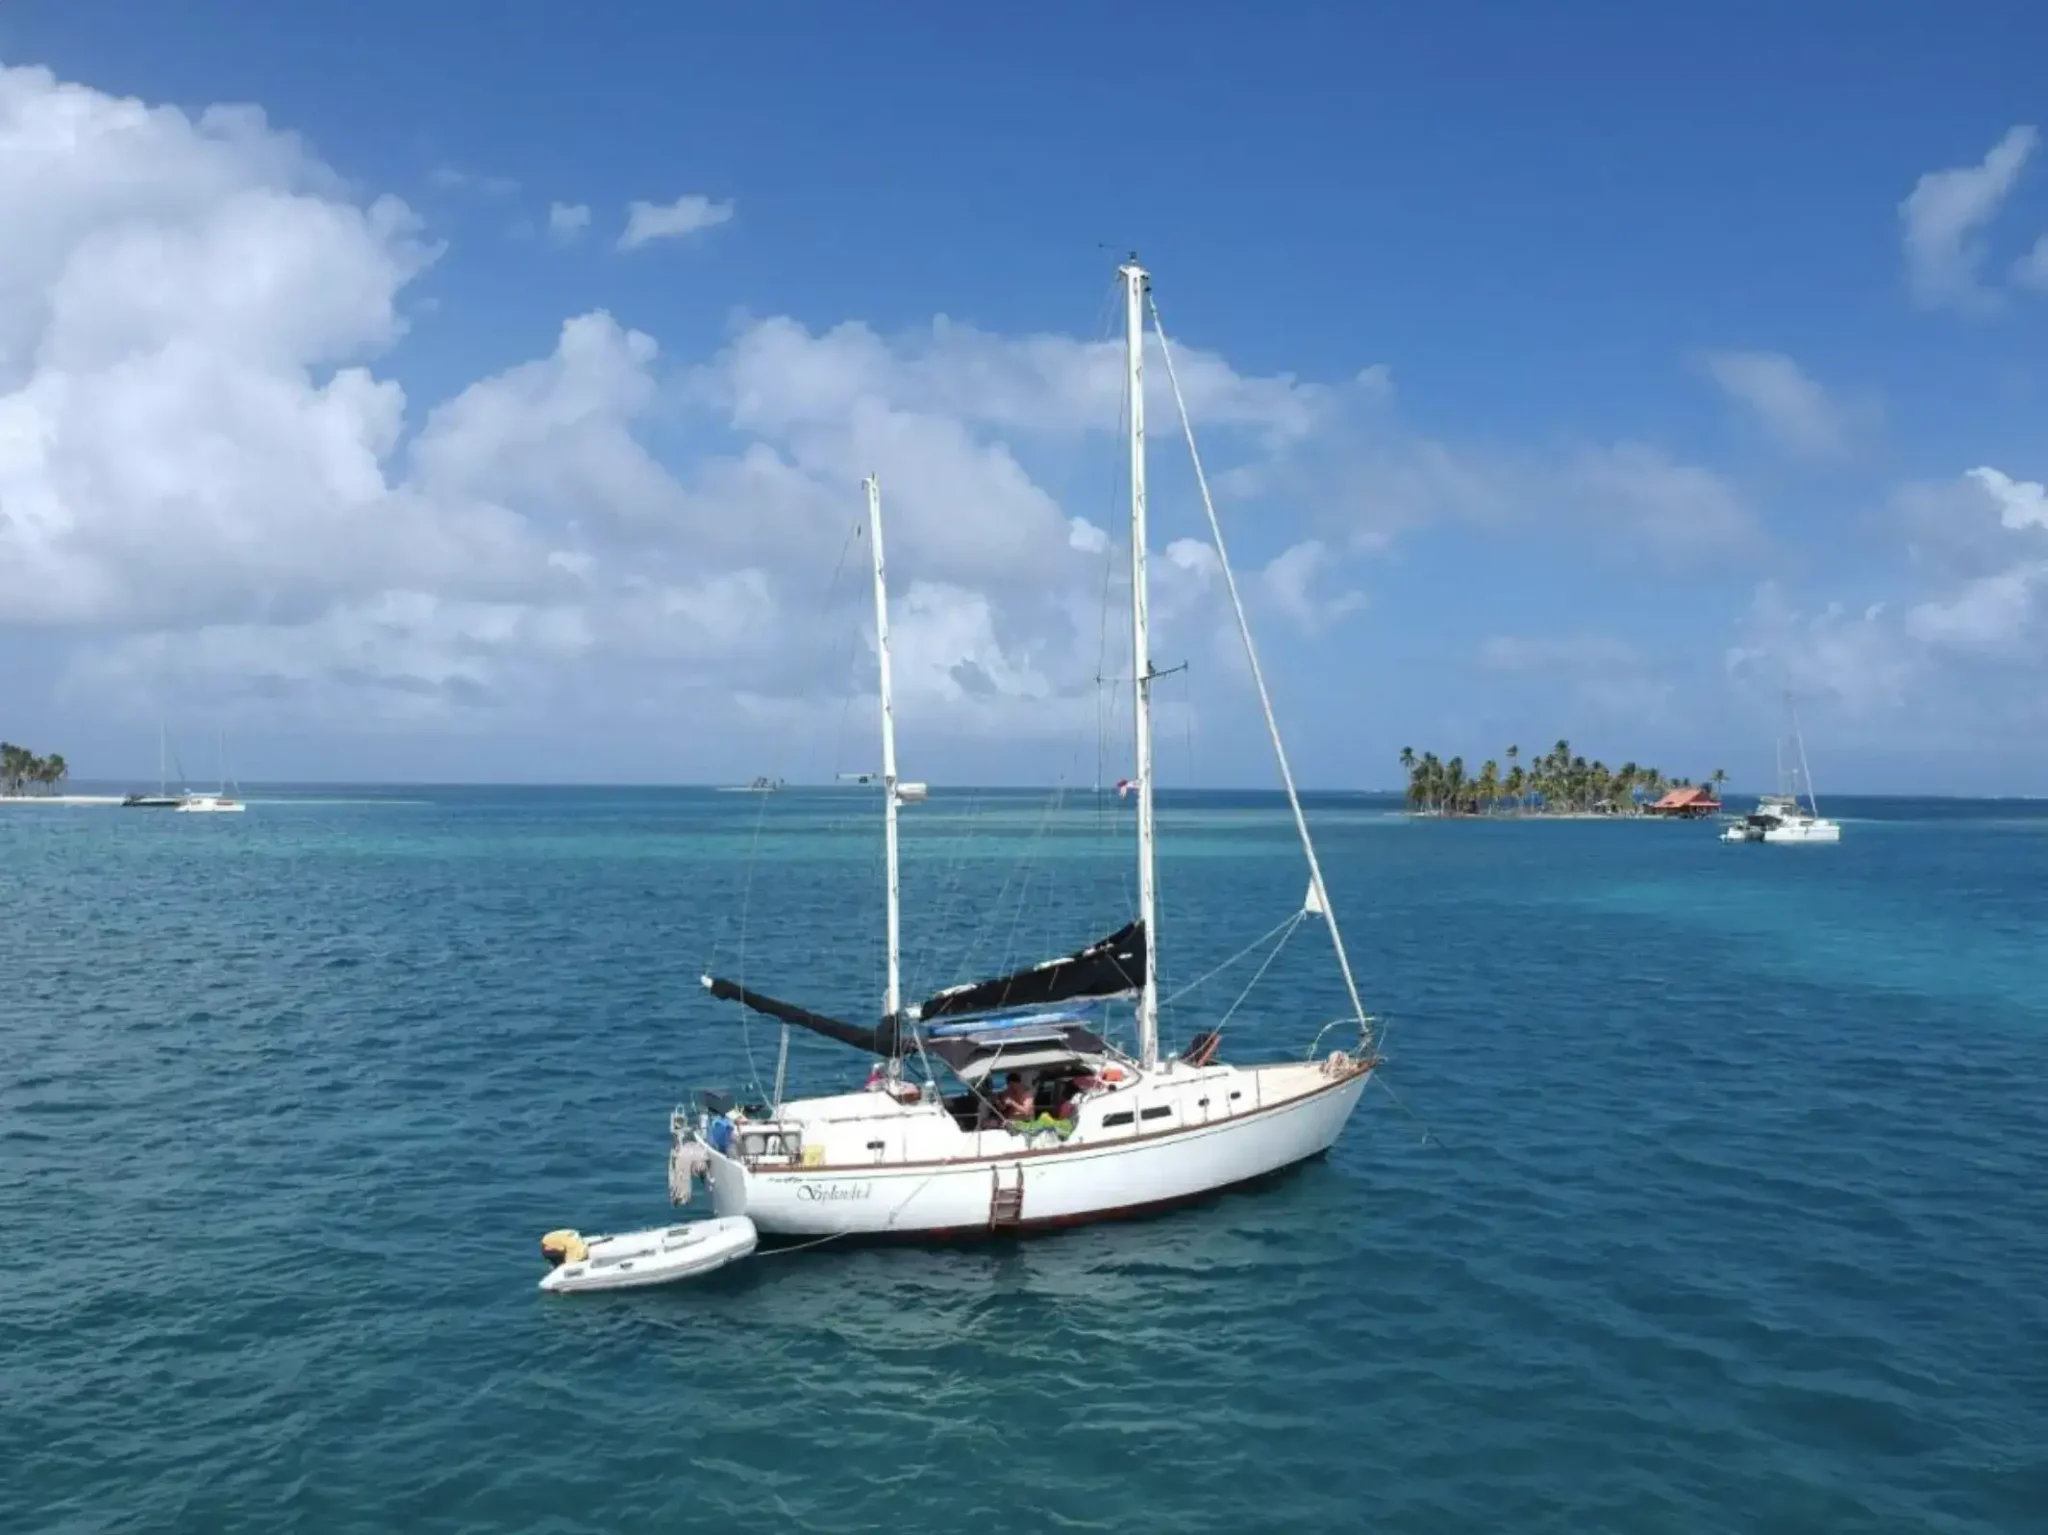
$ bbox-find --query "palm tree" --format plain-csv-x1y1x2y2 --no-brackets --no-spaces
1476,760,1500,814
1399,739,1730,819
41,754,67,794
1711,767,1728,802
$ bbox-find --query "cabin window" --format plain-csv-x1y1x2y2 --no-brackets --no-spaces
1229,1091,1243,1101
1101,1110,1135,1128
865,1140,886,1154
1140,1106,1173,1122
742,1129,802,1160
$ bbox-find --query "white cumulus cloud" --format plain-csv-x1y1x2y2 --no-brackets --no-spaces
547,201,590,242
1259,539,1364,632
1905,564,2048,653
1701,350,1856,459
617,193,733,251
1966,465,2048,530
1899,125,2037,310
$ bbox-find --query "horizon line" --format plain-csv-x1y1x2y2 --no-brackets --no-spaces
27,778,2045,802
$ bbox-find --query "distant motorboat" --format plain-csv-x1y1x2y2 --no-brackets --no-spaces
716,776,785,794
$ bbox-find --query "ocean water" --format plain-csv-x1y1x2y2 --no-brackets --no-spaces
2,787,2044,1533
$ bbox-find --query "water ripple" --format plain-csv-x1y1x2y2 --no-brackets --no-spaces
2,791,2043,1533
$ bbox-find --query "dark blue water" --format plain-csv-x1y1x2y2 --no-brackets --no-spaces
3,789,2043,1532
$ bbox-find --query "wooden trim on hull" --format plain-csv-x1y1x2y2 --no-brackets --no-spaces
754,1148,1335,1248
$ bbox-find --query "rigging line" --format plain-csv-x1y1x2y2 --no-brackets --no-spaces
1178,667,1196,800
1158,908,1305,1006
1147,289,1374,1053
1217,910,1306,1032
905,788,982,1006
827,515,876,783
1371,1071,1447,1150
945,781,1057,991
990,782,1066,989
720,512,866,1109
913,788,1007,1004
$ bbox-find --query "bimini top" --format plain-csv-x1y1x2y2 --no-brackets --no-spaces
921,1020,1112,1085
921,999,1114,1039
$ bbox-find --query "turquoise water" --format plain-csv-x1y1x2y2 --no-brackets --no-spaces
3,788,2043,1532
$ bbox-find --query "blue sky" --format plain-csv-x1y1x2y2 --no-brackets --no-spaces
3,1,2048,791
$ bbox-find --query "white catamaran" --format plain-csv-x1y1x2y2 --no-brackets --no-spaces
1720,693,1838,844
672,262,1378,1238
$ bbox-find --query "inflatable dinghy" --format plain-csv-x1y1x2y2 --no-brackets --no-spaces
538,1217,758,1293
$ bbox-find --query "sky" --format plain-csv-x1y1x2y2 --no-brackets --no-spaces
3,1,2048,792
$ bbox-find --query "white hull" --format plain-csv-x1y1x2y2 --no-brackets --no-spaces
1761,818,1839,843
175,795,244,814
697,1057,1368,1238
539,1217,757,1292
1724,813,1839,843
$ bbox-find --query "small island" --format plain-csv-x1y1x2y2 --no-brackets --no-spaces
0,742,69,797
1400,742,1726,818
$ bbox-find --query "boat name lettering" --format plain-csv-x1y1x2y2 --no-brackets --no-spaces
797,1181,874,1202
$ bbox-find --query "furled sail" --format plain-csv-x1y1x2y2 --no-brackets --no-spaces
911,920,1146,1022
699,976,911,1057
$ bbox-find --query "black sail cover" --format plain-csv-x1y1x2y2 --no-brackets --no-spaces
913,920,1146,1022
699,976,912,1057
700,919,1143,1060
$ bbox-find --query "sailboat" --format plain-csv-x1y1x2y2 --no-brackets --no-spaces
1720,693,1838,844
673,261,1379,1238
121,724,186,809
176,731,245,813
122,726,246,812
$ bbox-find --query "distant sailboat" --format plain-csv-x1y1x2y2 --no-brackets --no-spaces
121,724,185,809
1721,694,1838,844
177,731,245,813
122,726,246,812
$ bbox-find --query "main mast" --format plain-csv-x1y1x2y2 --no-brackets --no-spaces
865,474,903,1025
1788,691,1820,818
1122,260,1161,1071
